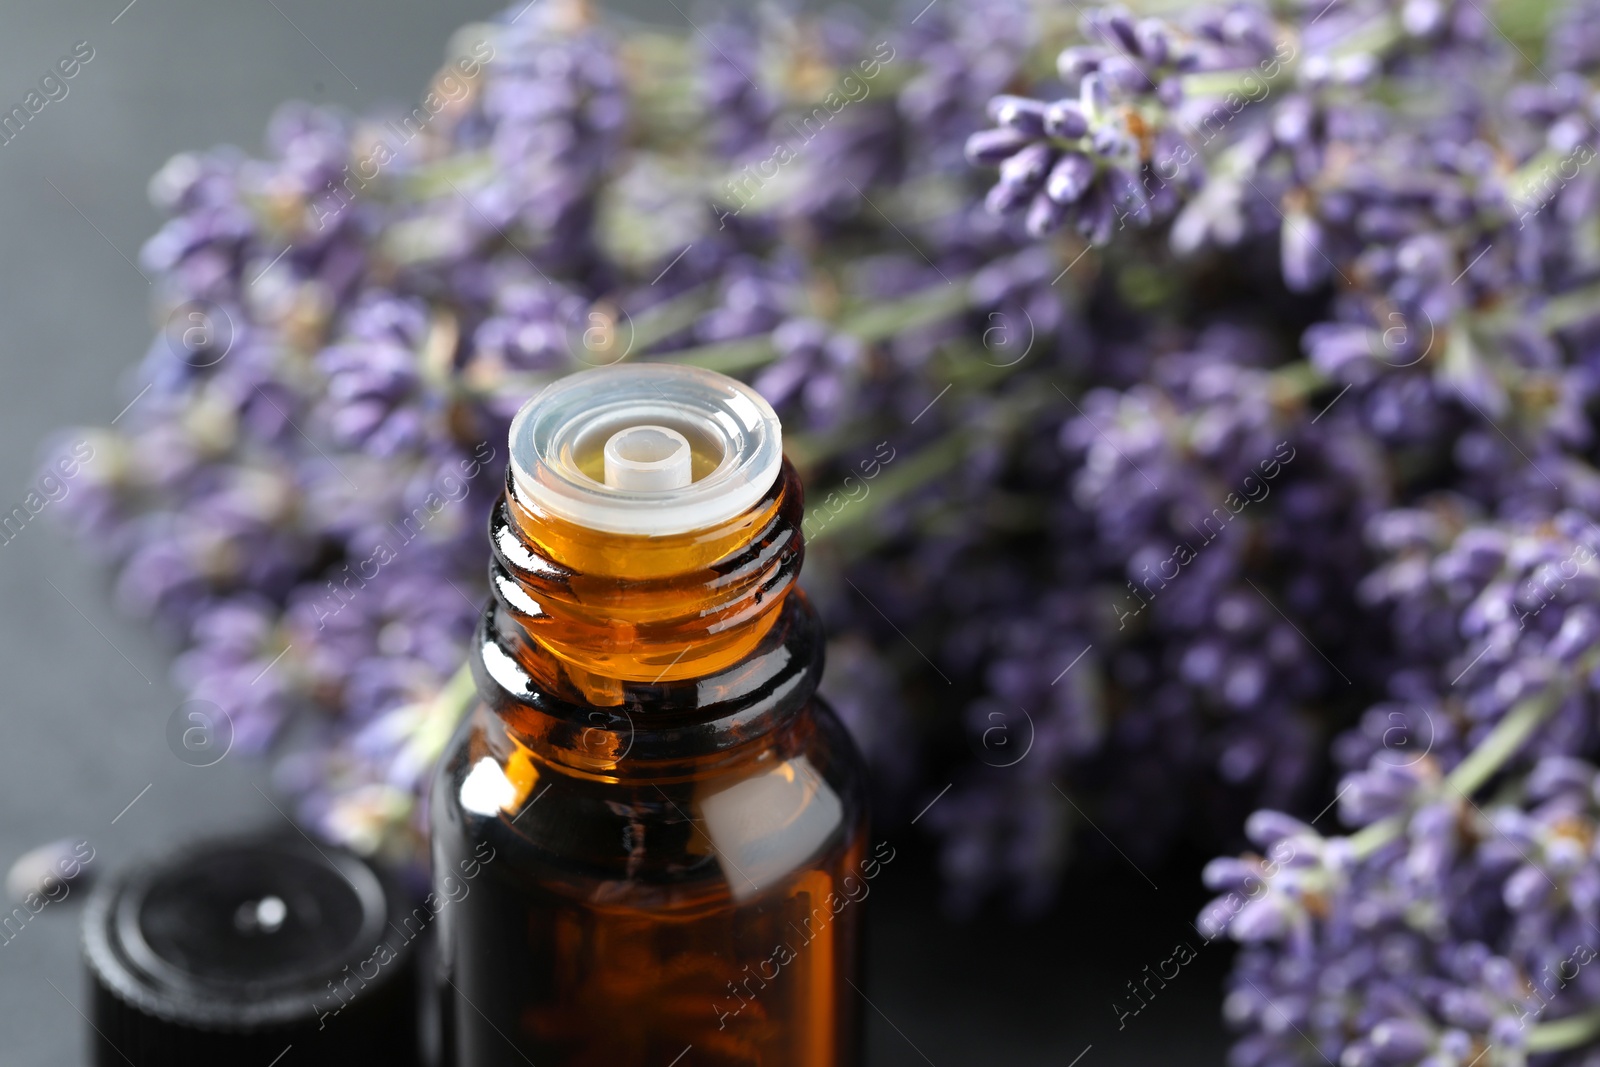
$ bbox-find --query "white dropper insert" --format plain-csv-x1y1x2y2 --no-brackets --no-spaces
508,364,783,536
603,425,693,491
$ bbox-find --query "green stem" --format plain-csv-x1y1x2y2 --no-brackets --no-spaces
1539,279,1600,333
409,661,478,764
1447,684,1565,796
1491,0,1566,57
1528,1006,1600,1053
1349,678,1568,859
1508,147,1568,204
837,282,972,344
1177,14,1401,101
652,335,774,374
1269,360,1331,405
1179,68,1292,101
807,431,969,544
647,278,975,375
1347,813,1405,861
1322,14,1403,61
628,282,714,353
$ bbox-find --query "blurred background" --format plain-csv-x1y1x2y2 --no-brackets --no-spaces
0,0,1228,1062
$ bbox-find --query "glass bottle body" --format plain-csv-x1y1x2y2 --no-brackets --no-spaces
431,464,869,1067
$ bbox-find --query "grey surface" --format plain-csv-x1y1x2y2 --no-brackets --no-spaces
0,2,1231,1063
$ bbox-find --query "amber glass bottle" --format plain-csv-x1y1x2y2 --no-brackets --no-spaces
431,365,869,1067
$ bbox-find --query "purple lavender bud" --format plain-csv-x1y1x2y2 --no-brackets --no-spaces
987,164,1047,216
1437,1031,1473,1061
1572,865,1600,912
1549,607,1600,663
1340,768,1418,825
1046,152,1096,204
997,141,1054,190
1091,124,1134,158
1245,810,1313,847
1080,71,1110,117
1220,8,1274,53
1333,53,1379,85
1357,206,1422,243
1503,864,1552,911
1545,833,1587,874
1025,191,1067,237
964,127,1033,166
1097,8,1142,56
772,317,830,356
1202,856,1259,891
1135,19,1170,68
1181,641,1225,686
1526,755,1596,800
1432,186,1475,225
1402,0,1446,38
1550,113,1591,156
1370,1018,1433,1061
1056,46,1102,87
1229,894,1291,940
1396,234,1452,279
1075,184,1117,245
1043,100,1090,140
1453,528,1510,577
1098,55,1149,96
987,95,1049,137
1488,1015,1527,1050
1340,1041,1378,1067
1438,989,1496,1030
1281,214,1330,292
1195,900,1233,941
1273,96,1315,145
1105,166,1151,224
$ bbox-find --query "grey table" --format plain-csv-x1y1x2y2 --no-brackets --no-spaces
0,1,1232,1062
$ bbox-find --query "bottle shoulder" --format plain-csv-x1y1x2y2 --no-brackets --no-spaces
431,694,868,909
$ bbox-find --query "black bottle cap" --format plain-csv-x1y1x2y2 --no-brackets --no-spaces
82,833,421,1067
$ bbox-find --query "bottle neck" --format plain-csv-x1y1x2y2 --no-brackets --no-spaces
470,460,820,775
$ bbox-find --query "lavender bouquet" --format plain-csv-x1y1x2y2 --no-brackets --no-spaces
50,0,1600,1060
